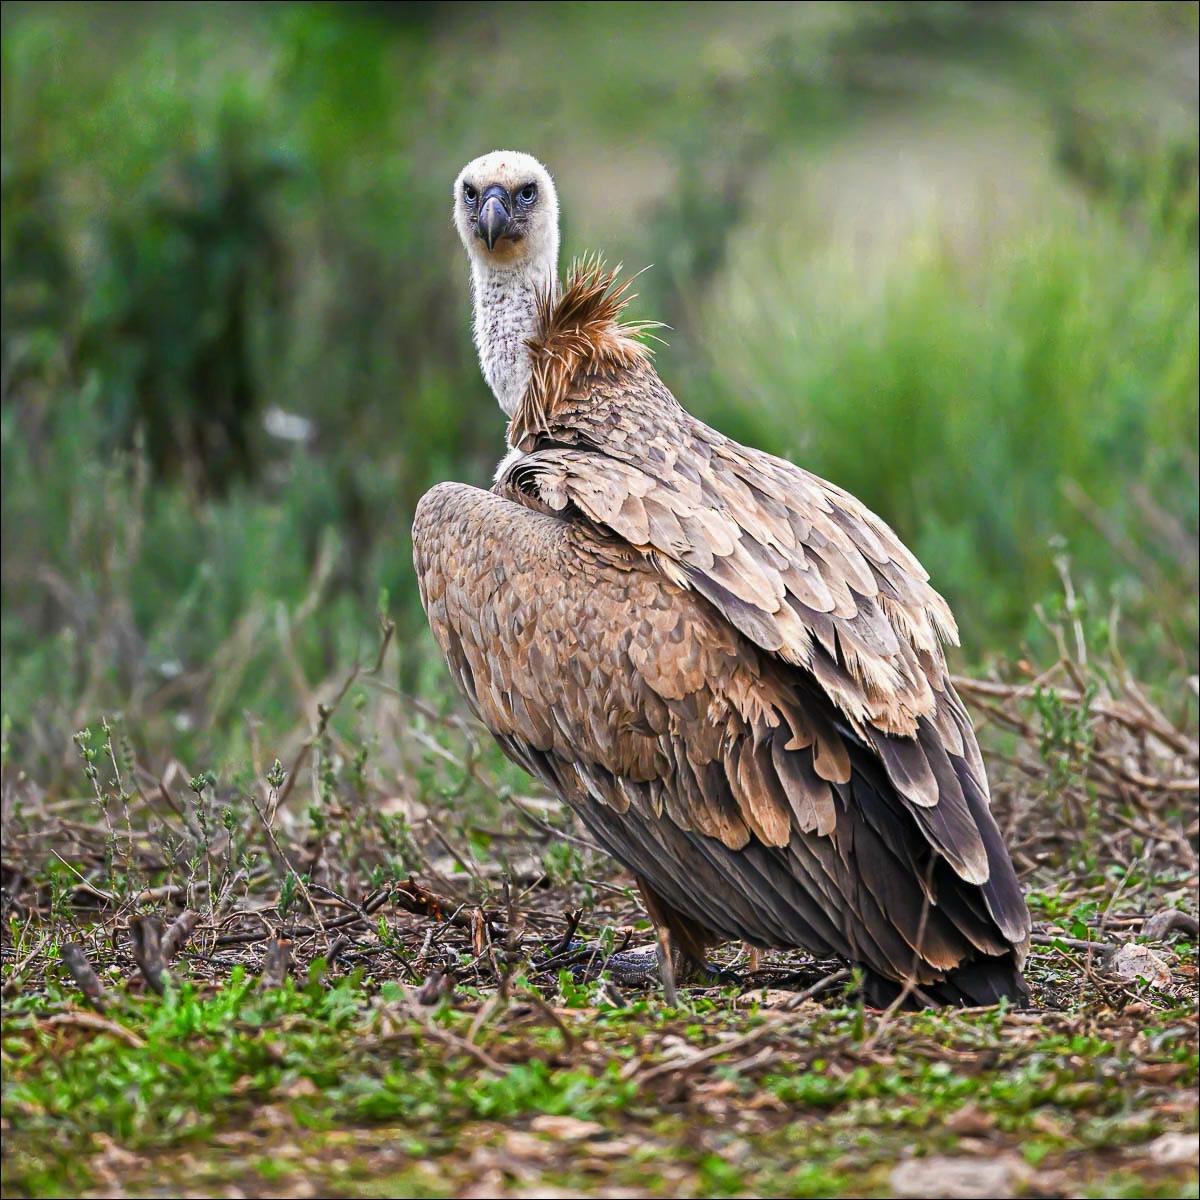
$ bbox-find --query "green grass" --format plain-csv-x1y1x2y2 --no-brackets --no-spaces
4,967,1197,1198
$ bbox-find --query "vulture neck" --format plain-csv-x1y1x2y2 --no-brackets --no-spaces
471,254,556,418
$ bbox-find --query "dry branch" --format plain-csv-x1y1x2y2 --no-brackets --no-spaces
60,942,109,1011
128,916,169,994
260,937,293,989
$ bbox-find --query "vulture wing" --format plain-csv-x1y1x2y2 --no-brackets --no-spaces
414,480,1029,996
497,432,1027,929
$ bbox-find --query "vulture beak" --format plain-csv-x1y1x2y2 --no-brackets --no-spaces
477,185,511,250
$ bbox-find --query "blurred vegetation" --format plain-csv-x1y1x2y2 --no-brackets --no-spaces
1,1,1197,786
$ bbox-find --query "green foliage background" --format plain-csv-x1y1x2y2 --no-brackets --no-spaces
2,1,1197,784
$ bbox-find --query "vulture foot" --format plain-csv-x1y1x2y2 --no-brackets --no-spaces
540,940,741,995
686,961,743,987
537,939,659,985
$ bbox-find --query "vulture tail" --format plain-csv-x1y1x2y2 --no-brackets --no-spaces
861,954,1030,1010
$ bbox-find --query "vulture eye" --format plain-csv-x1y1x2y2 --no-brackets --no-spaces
463,183,478,204
518,183,538,205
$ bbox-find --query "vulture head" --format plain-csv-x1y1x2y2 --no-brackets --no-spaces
453,150,559,272
454,150,560,416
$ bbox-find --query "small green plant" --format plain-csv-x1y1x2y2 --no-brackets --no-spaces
543,842,587,887
1034,682,1097,798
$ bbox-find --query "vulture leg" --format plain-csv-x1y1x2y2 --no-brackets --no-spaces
637,877,694,1006
569,947,661,988
539,937,673,988
654,927,679,1008
636,876,716,968
556,942,740,994
637,875,745,998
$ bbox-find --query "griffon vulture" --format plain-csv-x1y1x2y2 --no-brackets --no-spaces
412,150,1032,1007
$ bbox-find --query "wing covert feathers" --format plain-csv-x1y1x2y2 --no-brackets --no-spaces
506,262,957,740
414,260,1030,998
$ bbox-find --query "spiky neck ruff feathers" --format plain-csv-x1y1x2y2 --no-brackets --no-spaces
509,258,658,449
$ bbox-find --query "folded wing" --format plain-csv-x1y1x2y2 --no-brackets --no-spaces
413,479,1029,982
